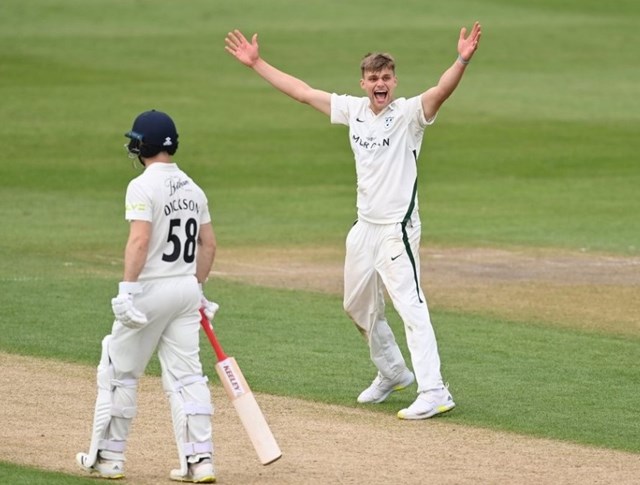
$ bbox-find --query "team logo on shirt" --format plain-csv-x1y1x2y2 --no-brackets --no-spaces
166,177,191,196
384,116,395,129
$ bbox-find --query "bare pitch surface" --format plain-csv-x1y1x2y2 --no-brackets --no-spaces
3,352,640,485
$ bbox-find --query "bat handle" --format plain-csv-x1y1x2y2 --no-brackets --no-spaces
199,309,228,362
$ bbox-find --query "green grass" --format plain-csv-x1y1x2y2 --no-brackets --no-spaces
2,0,639,254
1,0,639,481
0,461,97,484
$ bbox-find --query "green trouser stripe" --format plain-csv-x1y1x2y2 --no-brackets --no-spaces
401,151,423,303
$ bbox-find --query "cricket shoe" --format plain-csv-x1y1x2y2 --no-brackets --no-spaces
357,369,415,404
76,452,125,479
397,386,456,420
170,458,216,483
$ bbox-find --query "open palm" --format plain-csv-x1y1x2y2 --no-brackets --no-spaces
458,21,482,61
225,30,259,67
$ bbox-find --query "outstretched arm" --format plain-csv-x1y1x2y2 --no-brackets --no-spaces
421,21,482,120
225,30,332,116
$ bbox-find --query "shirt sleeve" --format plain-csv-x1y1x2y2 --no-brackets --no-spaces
410,95,436,128
330,93,350,126
199,190,212,226
124,179,153,222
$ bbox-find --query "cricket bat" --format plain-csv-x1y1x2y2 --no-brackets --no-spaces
199,309,282,465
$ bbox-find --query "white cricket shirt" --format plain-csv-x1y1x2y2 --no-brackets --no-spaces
331,94,434,224
124,163,211,280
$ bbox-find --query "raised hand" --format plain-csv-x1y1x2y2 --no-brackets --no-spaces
458,21,482,62
225,29,260,67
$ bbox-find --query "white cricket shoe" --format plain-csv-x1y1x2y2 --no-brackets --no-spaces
357,369,415,404
170,458,216,483
397,387,456,420
76,452,125,479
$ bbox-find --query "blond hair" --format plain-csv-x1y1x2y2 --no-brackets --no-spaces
360,52,396,77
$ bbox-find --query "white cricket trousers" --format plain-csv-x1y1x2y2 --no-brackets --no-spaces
109,275,202,372
106,275,212,453
343,218,444,392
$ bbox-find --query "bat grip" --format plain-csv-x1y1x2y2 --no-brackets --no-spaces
199,309,228,362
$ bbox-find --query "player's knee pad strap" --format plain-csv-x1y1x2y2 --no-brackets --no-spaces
164,374,212,417
182,440,213,457
184,401,213,416
170,374,208,391
98,439,126,453
110,378,138,419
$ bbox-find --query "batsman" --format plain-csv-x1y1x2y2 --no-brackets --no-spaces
225,22,481,419
76,110,220,482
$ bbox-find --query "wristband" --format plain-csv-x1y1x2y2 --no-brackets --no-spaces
457,54,470,66
119,281,143,295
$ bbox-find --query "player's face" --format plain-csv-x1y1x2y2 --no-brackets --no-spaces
360,67,397,114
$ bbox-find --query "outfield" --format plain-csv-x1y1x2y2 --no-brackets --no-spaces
1,0,639,483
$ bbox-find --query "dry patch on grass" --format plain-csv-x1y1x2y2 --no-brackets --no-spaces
213,245,640,336
2,352,640,485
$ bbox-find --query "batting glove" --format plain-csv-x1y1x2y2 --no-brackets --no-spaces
199,284,219,321
112,282,148,329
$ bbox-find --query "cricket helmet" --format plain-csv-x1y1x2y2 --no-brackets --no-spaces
125,109,179,159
